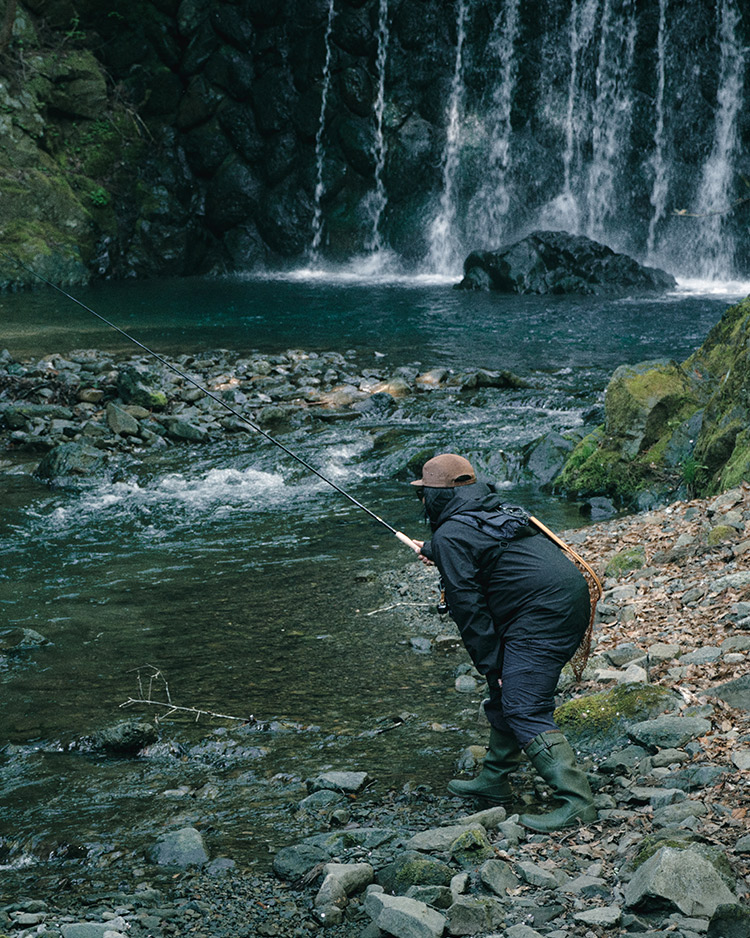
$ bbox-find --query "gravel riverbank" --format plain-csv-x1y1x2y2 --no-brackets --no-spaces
3,484,750,937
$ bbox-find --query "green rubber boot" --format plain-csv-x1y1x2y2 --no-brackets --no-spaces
447,728,522,805
519,731,597,832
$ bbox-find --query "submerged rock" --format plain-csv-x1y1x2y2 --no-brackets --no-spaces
92,720,158,755
147,827,209,869
33,442,107,486
458,231,676,295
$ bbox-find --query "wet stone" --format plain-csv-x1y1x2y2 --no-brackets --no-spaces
147,827,209,869
306,770,369,793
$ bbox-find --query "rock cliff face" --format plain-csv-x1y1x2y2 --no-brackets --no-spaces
555,297,750,508
1,0,750,285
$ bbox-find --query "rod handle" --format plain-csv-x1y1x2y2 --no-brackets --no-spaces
395,530,422,552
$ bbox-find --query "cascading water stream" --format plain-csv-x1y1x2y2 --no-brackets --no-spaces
309,0,336,263
585,0,637,246
467,0,520,249
539,0,599,232
646,0,670,264
364,0,389,261
427,0,468,274
693,0,745,279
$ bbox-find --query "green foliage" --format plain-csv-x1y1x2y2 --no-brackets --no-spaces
64,16,86,42
88,186,109,207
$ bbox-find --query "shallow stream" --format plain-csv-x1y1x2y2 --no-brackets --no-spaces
0,274,743,883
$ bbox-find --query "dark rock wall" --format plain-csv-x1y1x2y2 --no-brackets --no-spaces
1,0,749,284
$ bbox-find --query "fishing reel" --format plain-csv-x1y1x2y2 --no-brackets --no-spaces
437,577,449,615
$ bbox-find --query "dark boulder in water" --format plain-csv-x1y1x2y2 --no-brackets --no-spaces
33,442,107,487
458,230,676,295
93,720,159,755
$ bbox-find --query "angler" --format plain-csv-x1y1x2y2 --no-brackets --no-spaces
411,453,599,833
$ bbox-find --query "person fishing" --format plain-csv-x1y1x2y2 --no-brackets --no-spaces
410,453,597,833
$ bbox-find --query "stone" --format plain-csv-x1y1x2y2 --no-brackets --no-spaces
92,721,157,755
449,827,495,868
61,926,111,938
679,646,722,665
599,744,650,773
315,862,373,909
555,683,678,755
272,843,329,881
515,860,558,889
458,231,675,295
117,366,168,410
627,715,712,750
455,805,507,828
624,846,738,917
404,885,453,909
34,442,106,485
306,770,369,793
650,748,691,767
455,674,478,693
376,852,453,895
652,800,709,827
505,926,545,938
706,674,750,712
406,823,487,853
730,749,750,770
707,904,750,938
444,895,504,935
479,858,520,895
0,627,50,652
573,906,622,927
364,891,446,938
147,827,209,868
648,643,682,662
106,402,140,436
167,419,208,442
605,642,645,667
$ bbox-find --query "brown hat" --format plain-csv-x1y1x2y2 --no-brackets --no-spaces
411,453,477,488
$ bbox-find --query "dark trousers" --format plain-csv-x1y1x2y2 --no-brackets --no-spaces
483,631,584,747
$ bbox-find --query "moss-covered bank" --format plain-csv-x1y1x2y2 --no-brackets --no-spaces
555,296,750,508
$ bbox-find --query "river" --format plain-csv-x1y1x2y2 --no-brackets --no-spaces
0,273,744,880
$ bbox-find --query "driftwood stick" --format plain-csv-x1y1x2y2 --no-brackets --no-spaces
366,601,433,616
119,696,252,723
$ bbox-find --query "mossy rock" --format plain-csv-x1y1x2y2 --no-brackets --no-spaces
555,684,677,755
376,851,453,895
556,297,750,505
0,220,90,288
605,545,646,577
605,359,699,458
719,428,750,491
706,524,738,547
449,827,495,869
630,834,736,890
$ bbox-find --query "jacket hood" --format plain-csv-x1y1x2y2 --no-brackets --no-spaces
423,480,502,530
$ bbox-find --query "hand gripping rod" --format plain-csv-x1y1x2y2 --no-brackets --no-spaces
2,253,422,553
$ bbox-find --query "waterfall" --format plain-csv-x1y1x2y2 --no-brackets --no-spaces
692,0,745,279
537,0,599,233
427,0,468,273
363,0,389,259
467,0,520,248
646,0,669,264
309,0,336,263
585,0,637,245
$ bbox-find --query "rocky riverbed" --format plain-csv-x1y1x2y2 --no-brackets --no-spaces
0,344,534,483
2,476,750,936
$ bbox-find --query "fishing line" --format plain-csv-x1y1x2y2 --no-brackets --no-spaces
1,251,421,551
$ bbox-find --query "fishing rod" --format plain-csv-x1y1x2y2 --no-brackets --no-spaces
2,251,421,552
